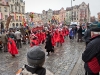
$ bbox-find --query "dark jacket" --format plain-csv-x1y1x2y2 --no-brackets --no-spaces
45,34,53,52
84,29,91,42
77,26,82,35
82,35,100,73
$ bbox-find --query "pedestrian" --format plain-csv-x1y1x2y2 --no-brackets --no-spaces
74,26,77,38
82,27,85,37
16,46,53,75
69,28,75,40
0,31,8,52
7,35,18,57
83,26,91,46
8,30,16,41
15,29,22,49
45,31,54,56
82,27,100,75
77,25,82,42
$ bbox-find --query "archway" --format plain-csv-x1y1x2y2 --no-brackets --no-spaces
16,23,18,27
12,23,15,28
20,23,22,26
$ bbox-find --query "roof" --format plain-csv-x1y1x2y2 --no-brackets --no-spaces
53,10,60,15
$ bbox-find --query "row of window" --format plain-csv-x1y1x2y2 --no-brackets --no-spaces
9,0,24,3
0,7,8,12
11,16,25,21
0,6,24,14
4,15,24,21
10,5,24,13
12,23,22,27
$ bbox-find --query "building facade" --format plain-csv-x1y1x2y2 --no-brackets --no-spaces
0,0,25,28
59,7,66,23
98,12,100,22
66,8,72,25
78,2,90,23
53,10,59,24
47,9,53,21
66,2,91,24
9,0,25,28
42,10,47,23
0,0,9,28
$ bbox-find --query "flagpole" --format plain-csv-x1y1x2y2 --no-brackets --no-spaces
71,0,75,23
71,0,72,22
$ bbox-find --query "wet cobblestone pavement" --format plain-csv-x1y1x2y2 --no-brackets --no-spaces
0,38,85,75
76,61,85,75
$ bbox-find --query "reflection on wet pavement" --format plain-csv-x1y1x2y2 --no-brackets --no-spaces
0,38,85,75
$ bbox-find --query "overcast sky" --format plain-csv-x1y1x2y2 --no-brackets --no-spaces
24,0,100,18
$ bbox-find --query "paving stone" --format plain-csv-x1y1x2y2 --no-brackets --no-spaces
0,39,85,75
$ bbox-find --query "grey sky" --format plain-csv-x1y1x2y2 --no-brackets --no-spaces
24,0,100,17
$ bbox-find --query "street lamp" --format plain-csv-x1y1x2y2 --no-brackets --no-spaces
71,0,75,22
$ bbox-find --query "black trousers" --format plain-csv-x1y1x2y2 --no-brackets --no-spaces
16,39,22,49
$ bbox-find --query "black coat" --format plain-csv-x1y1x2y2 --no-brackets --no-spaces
77,26,82,35
82,35,100,73
45,34,53,52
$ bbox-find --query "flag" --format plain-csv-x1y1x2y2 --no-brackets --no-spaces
22,18,26,27
20,14,23,21
6,15,12,29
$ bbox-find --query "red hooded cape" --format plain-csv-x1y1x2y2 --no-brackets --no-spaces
8,38,18,55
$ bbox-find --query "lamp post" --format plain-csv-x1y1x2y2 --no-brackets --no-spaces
71,0,75,23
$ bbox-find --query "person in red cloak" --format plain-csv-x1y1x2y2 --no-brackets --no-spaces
51,32,56,47
59,31,64,46
7,37,18,57
41,30,46,44
30,34,39,47
65,28,69,36
36,31,41,44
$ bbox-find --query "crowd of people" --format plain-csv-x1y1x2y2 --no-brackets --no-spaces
1,23,100,75
0,24,87,57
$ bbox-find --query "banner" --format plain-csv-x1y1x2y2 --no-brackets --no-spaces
6,15,12,29
14,13,16,20
20,14,23,21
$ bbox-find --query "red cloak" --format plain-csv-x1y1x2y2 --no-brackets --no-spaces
8,38,18,55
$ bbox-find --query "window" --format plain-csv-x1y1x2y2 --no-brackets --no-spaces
16,23,18,27
4,7,7,12
12,23,15,27
19,16,20,20
15,5,17,12
20,23,22,26
19,6,20,13
5,15,8,20
11,5,13,12
22,6,24,14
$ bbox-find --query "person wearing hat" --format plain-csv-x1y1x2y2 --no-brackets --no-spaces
82,27,100,75
18,46,53,75
83,26,91,46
